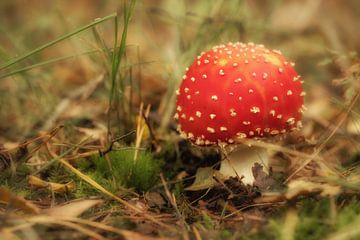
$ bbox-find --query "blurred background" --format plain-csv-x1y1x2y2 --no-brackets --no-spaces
0,0,359,143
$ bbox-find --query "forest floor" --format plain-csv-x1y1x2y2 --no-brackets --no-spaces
0,1,360,239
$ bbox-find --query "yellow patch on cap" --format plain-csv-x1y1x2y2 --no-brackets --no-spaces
263,54,282,67
218,59,228,66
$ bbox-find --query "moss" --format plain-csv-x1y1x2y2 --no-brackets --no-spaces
90,149,163,192
243,198,360,240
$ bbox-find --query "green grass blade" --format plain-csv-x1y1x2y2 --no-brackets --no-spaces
0,13,117,71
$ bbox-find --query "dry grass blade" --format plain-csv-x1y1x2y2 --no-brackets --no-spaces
133,103,151,162
27,175,76,193
286,92,360,182
44,199,103,218
45,143,171,230
5,216,107,240
160,174,190,240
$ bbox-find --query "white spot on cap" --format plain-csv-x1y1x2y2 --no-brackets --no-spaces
242,121,251,125
181,113,186,119
202,74,207,79
209,114,216,119
211,95,218,101
176,89,180,95
228,139,234,143
182,75,187,80
293,76,300,81
187,95,191,99
277,114,282,119
232,63,238,67
220,126,228,132
204,59,210,64
300,91,306,96
273,96,279,101
207,127,215,133
272,49,282,55
177,106,182,112
249,89,254,93
238,96,243,101
196,111,202,118
269,110,275,116
190,77,196,82
219,69,225,76
234,78,242,83
287,117,295,125
236,132,247,138
174,113,179,119
287,90,293,96
188,132,194,139
184,88,189,93
195,91,200,95
252,72,257,77
249,131,254,136
189,117,194,122
230,109,237,117
250,107,260,114
278,68,283,73
270,130,279,135
262,73,268,79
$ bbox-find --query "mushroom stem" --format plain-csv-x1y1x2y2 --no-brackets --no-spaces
219,145,269,185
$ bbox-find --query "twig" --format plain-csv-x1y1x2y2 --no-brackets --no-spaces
160,173,190,240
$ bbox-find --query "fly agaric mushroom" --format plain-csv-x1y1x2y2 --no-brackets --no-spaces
175,42,304,185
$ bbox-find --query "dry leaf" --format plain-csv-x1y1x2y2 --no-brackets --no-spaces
285,180,341,199
252,163,276,191
43,199,103,218
119,229,171,240
0,186,40,214
28,175,76,193
185,167,218,191
255,180,341,204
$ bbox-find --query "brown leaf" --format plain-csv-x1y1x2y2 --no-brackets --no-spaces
252,163,276,191
0,186,40,214
145,192,167,208
285,180,341,199
185,167,218,191
43,199,103,218
120,229,171,240
28,175,76,193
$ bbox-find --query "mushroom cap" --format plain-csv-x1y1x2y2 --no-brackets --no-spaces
175,42,304,145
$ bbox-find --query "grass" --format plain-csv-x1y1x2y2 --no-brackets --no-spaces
0,0,359,239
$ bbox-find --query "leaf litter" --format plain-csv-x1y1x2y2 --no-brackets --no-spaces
0,1,360,239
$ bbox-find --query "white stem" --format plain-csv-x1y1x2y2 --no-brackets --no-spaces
218,145,269,185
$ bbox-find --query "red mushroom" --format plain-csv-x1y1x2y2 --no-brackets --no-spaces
175,42,304,184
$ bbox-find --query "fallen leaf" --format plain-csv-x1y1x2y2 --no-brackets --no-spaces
145,192,167,208
185,167,218,191
285,180,341,199
119,229,171,240
28,175,76,193
255,180,341,204
0,186,40,214
252,163,276,191
43,199,103,218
